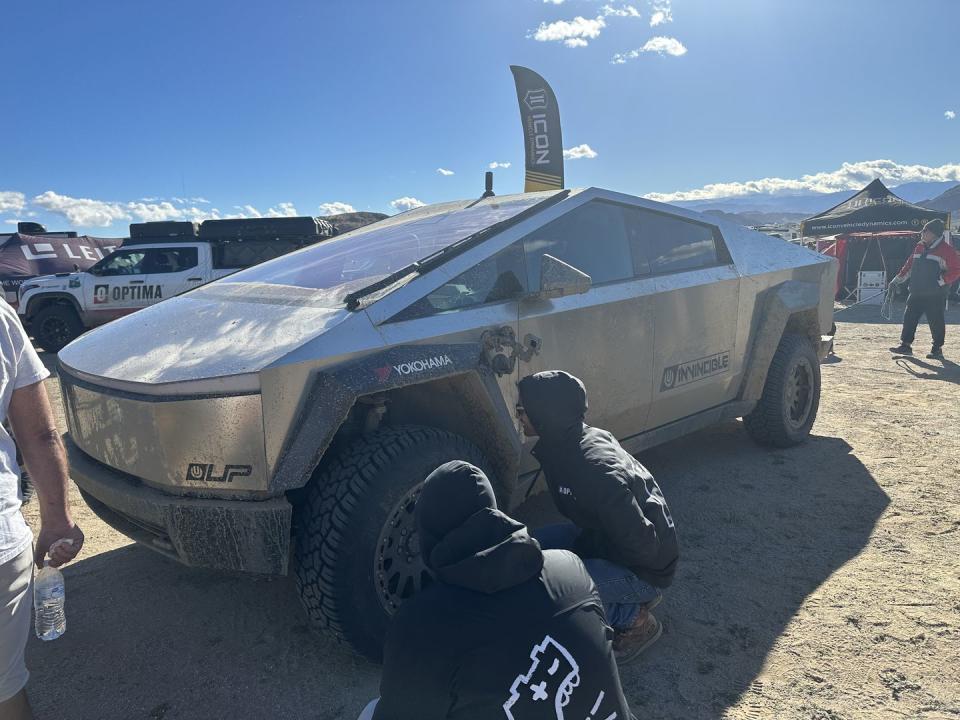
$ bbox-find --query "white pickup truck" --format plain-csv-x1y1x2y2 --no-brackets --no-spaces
18,216,336,351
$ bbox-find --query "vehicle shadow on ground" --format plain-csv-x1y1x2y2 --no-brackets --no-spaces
516,421,889,720
27,421,887,720
26,546,380,720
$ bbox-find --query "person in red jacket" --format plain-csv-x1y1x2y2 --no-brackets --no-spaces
889,218,960,359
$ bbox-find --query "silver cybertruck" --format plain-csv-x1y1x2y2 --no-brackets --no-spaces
58,188,836,659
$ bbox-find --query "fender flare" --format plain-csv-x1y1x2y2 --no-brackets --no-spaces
270,342,521,495
22,292,83,321
738,280,822,404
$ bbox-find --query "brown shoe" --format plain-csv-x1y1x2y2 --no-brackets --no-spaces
613,609,663,665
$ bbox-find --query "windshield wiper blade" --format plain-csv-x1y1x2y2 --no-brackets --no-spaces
345,263,420,310
344,190,569,311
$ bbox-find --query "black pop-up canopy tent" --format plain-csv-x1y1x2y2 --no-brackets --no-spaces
800,179,950,237
801,179,952,298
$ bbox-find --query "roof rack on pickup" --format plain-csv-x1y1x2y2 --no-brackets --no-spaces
199,216,334,241
126,217,336,245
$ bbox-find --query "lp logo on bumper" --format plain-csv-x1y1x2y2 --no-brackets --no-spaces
186,463,253,483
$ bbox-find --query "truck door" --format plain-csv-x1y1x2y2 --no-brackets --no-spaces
517,200,657,446
144,245,204,298
634,210,741,429
83,246,161,324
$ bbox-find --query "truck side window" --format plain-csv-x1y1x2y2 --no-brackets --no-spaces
389,242,527,321
94,249,146,276
522,201,634,288
631,210,722,274
143,247,199,274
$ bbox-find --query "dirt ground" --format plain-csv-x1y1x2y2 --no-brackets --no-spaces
20,305,960,720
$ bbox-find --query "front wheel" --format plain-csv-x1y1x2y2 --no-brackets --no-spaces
31,305,84,352
293,425,492,661
743,334,821,448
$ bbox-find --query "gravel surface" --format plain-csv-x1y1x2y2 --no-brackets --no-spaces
21,305,960,719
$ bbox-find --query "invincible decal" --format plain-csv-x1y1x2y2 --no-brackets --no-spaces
661,351,731,392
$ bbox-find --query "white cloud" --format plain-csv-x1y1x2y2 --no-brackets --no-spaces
32,191,130,227
489,161,512,169
563,144,599,160
124,200,185,222
391,197,426,212
946,110,956,120
602,4,642,18
31,190,300,227
436,168,455,176
543,0,566,3
612,35,687,62
649,0,672,26
234,204,263,218
530,15,606,47
318,201,357,216
644,160,960,203
266,202,298,217
4,219,19,225
0,191,26,214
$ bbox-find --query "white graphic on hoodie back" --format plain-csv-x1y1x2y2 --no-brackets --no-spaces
503,635,618,720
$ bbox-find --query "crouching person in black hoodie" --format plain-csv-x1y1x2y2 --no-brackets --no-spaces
372,461,634,720
517,371,679,665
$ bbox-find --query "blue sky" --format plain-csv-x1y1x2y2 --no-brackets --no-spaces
1,0,957,234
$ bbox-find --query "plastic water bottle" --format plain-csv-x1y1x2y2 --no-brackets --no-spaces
34,540,72,641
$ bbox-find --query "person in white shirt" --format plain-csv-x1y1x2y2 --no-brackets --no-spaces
0,301,83,720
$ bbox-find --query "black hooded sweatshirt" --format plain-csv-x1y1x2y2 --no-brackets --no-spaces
519,371,679,588
374,461,633,720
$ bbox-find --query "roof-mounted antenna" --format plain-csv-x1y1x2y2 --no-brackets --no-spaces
481,171,495,198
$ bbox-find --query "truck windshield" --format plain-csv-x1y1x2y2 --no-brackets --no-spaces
216,192,557,306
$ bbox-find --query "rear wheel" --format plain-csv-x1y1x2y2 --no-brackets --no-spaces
32,305,84,353
294,425,492,661
744,334,821,448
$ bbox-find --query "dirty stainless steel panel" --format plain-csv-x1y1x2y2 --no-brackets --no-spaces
647,266,741,429
58,282,352,385
259,313,388,478
519,277,656,441
62,374,268,494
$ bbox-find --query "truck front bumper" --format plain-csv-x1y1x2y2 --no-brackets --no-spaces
66,434,291,575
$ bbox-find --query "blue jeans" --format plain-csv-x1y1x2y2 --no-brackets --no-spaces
533,523,661,630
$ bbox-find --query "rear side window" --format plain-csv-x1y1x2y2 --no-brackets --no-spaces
143,247,198,274
632,210,722,273
522,201,634,288
213,240,301,269
390,242,528,320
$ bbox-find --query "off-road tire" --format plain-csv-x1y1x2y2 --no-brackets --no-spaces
744,334,821,448
294,425,492,662
32,305,84,353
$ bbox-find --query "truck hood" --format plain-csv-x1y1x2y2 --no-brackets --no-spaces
58,282,357,388
22,272,81,291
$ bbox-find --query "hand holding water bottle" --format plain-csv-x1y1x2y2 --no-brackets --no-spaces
34,522,84,568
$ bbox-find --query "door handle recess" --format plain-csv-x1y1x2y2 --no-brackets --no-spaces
128,280,145,284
